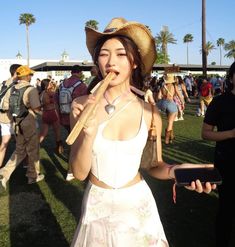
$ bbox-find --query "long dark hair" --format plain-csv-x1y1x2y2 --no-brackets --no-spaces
91,35,144,91
40,79,50,92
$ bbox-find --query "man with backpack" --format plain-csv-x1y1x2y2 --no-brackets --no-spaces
57,65,87,181
58,65,87,131
0,65,44,190
0,64,21,168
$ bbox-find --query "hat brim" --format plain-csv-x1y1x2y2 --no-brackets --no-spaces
85,22,156,76
164,80,175,84
17,70,35,77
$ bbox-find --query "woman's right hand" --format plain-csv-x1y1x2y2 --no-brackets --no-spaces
70,95,99,137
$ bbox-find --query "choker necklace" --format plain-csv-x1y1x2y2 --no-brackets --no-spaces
104,91,129,115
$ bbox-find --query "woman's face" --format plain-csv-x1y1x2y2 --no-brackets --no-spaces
47,81,54,90
97,38,136,87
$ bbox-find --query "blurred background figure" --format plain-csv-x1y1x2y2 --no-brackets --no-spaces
39,78,63,154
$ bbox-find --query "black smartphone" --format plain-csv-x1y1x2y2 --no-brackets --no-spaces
174,167,222,186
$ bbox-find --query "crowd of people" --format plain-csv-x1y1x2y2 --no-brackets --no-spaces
0,64,88,188
0,16,234,247
143,71,226,145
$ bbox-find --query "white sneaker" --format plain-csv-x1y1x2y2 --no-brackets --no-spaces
174,117,179,122
66,173,75,181
28,174,44,184
0,176,7,190
178,116,184,121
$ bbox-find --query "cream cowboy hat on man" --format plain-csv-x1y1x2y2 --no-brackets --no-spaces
85,17,157,77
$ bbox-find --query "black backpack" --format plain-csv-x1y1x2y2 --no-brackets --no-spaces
9,85,32,118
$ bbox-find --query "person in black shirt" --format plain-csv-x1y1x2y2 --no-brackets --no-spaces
202,61,235,247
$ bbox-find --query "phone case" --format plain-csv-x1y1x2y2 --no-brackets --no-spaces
174,167,222,186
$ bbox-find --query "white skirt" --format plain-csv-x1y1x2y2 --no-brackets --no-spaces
71,180,169,247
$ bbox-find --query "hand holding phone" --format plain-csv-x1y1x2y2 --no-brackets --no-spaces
174,167,222,186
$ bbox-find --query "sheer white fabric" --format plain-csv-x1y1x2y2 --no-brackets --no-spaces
71,181,169,247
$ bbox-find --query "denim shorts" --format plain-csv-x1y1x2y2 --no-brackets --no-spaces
157,99,178,113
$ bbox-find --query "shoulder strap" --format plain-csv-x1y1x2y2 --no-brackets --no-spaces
163,84,173,97
16,85,33,107
71,80,82,89
0,81,16,98
61,80,81,89
106,96,137,123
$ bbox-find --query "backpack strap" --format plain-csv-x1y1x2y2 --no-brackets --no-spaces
0,80,16,98
0,81,18,113
72,80,82,88
61,79,82,90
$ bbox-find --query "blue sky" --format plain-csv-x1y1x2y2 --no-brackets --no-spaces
1,0,234,65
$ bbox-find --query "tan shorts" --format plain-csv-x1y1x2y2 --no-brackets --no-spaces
200,96,213,106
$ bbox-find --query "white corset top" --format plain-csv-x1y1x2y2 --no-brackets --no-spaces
91,106,148,188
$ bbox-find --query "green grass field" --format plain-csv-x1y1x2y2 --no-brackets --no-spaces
0,100,234,247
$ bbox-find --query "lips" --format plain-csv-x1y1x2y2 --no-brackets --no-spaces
106,69,119,79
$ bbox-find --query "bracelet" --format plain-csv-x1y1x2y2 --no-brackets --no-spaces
167,165,177,204
167,165,176,179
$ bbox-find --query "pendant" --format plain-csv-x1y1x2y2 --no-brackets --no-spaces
105,104,115,115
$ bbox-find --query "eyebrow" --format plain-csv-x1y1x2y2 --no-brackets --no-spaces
100,47,126,52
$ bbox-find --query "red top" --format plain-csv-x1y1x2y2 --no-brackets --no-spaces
200,82,212,97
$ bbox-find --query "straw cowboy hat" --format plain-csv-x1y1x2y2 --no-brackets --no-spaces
164,74,176,84
85,17,157,76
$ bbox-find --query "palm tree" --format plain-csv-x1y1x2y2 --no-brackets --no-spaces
85,20,99,30
156,49,170,64
200,41,216,59
224,40,235,61
183,33,194,65
216,38,225,65
155,28,177,64
19,13,36,66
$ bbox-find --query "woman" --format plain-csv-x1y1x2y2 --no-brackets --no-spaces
157,74,181,144
39,79,63,154
175,75,190,120
202,62,235,247
69,17,216,247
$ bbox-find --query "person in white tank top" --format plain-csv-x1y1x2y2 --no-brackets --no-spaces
68,17,217,247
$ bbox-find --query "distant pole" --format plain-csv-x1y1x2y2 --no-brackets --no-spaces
187,43,189,65
26,25,30,66
202,0,207,77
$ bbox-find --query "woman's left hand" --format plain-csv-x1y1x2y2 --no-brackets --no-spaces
185,180,217,194
171,163,217,194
